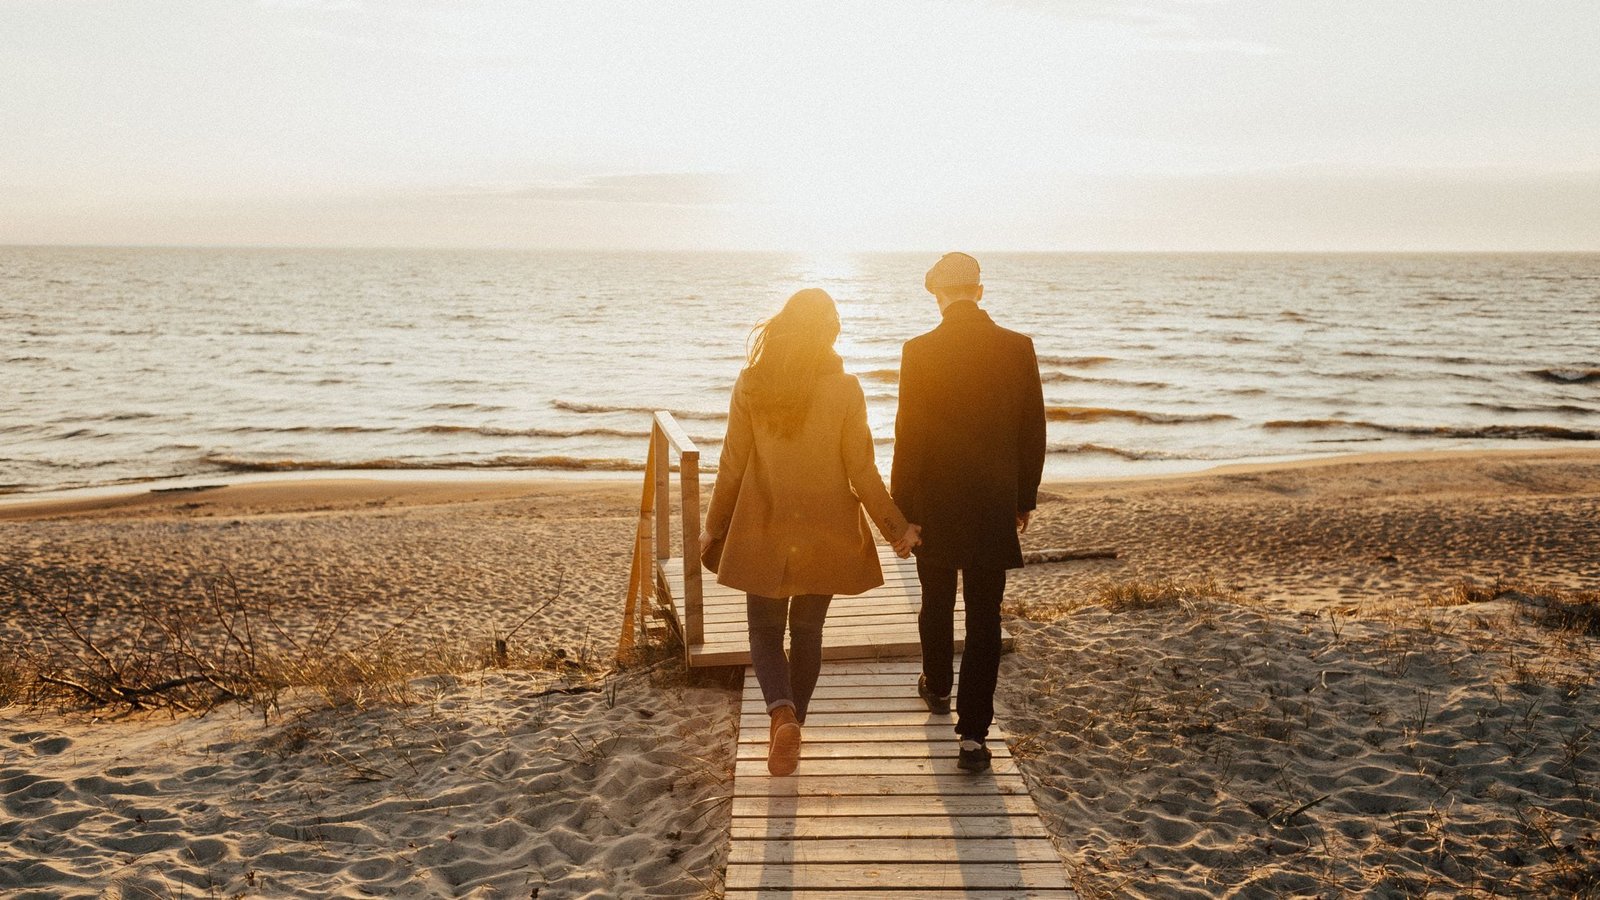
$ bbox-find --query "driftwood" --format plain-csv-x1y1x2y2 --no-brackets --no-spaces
1022,547,1118,564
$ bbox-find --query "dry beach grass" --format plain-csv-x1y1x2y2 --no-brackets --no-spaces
2,449,1598,897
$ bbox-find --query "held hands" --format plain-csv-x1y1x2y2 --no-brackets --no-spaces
892,523,923,559
698,529,713,548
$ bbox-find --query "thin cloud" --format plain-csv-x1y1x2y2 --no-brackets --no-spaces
472,173,753,207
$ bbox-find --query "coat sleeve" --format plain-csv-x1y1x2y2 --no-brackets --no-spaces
1017,337,1046,513
843,376,908,543
704,377,752,539
889,342,921,525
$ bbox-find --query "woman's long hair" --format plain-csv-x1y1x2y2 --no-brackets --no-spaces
743,288,843,437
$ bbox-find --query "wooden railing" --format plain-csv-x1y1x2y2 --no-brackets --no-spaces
617,411,703,658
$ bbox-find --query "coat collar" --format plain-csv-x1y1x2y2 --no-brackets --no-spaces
938,300,990,326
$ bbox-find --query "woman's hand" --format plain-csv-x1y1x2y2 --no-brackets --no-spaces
893,523,922,559
698,528,713,549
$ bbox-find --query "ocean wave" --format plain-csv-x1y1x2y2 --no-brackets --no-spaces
859,364,1154,389
1530,368,1600,385
1467,402,1597,416
1047,441,1194,461
412,423,726,443
1263,419,1600,441
426,402,509,412
552,400,727,421
1040,371,1170,389
1037,355,1115,368
225,424,395,435
0,423,45,435
200,453,663,474
415,424,636,438
1046,406,1235,425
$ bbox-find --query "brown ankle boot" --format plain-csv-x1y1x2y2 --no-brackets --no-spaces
768,706,801,776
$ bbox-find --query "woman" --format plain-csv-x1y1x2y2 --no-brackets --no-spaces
701,288,920,776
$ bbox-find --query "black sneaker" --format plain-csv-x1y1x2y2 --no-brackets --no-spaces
917,675,951,715
957,739,992,772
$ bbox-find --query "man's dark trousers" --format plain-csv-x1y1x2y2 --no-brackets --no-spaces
916,558,1006,741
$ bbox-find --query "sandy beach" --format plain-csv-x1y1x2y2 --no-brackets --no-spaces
3,448,1598,897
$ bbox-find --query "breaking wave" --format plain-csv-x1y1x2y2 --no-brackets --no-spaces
552,400,727,421
1530,368,1600,385
1036,355,1115,368
201,453,657,473
1046,406,1236,425
1047,442,1195,461
1263,420,1599,441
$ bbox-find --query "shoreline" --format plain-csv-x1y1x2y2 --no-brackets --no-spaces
4,445,1598,522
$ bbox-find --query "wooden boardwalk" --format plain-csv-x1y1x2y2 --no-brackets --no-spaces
727,658,1075,898
660,545,1011,668
624,412,1073,898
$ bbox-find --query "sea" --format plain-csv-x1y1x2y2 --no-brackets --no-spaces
2,247,1597,497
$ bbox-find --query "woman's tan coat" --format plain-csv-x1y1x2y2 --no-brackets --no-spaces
704,370,909,599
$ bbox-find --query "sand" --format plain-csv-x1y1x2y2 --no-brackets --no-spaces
2,665,736,898
3,448,1598,897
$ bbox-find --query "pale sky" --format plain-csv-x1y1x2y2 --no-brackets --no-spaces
2,0,1597,251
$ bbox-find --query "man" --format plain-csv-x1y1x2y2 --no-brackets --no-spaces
892,252,1046,772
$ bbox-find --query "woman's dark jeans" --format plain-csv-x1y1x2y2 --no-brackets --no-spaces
746,593,832,723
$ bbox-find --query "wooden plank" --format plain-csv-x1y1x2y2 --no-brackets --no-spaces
733,757,1021,778
740,696,937,715
652,426,669,561
690,629,928,650
764,710,988,727
734,774,1030,798
688,637,982,668
700,600,947,624
726,883,1075,890
760,674,948,690
738,725,974,744
742,682,947,700
704,612,935,633
730,814,1044,840
653,409,699,454
680,625,1005,667
793,659,929,675
725,862,1072,891
680,444,703,646
745,719,1011,738
661,546,913,577
693,567,924,588
735,741,1010,761
731,793,1042,818
698,590,934,611
694,575,927,600
728,836,1060,864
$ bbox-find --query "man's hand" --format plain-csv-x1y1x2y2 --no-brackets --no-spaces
893,523,923,559
1016,510,1031,534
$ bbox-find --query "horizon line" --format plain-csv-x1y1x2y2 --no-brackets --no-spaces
5,243,1600,255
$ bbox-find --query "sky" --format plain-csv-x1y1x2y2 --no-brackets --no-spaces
2,0,1598,252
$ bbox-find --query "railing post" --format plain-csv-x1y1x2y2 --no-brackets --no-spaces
680,447,703,646
617,434,658,659
652,423,670,561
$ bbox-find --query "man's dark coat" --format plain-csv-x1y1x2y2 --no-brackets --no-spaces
891,300,1047,570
